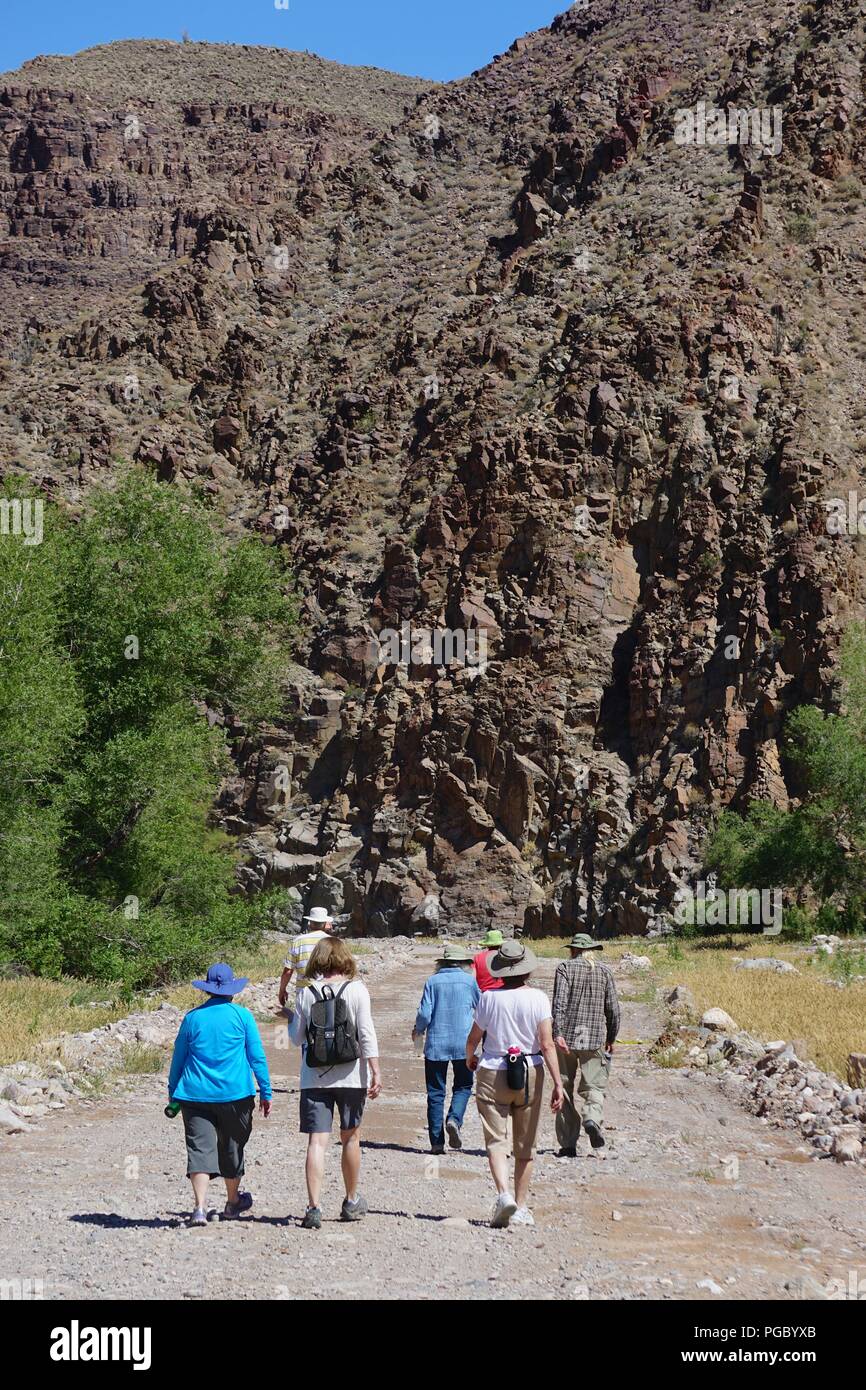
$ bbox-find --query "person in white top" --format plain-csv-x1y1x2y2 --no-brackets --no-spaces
288,936,381,1229
465,939,563,1229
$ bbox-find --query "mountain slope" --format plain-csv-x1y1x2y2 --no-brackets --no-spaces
2,1,865,936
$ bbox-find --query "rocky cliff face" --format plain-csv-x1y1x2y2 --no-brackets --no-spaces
2,3,865,937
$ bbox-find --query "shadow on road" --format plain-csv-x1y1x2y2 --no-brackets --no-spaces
361,1139,487,1158
365,1208,489,1227
70,1211,302,1229
71,1212,186,1230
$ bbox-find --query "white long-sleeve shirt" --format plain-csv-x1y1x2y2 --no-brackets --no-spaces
288,975,379,1091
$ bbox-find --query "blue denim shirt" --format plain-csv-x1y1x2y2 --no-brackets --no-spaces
414,967,481,1061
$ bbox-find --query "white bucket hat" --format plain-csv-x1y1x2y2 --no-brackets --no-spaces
304,906,332,925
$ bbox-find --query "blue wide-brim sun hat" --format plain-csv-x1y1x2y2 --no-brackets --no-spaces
192,962,249,996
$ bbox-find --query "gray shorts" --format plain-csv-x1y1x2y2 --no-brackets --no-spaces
300,1087,366,1134
181,1097,254,1178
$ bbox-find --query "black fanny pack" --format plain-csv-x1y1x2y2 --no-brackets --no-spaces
505,1048,530,1101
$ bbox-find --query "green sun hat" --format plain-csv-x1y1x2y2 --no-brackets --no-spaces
569,933,603,951
481,928,503,947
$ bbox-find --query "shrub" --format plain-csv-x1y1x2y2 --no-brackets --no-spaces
787,214,817,244
705,625,866,935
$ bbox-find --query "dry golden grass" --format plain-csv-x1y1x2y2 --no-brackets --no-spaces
677,965,866,1078
0,979,127,1066
0,938,290,1067
641,939,866,1079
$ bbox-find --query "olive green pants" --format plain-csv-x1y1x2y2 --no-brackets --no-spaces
555,1046,608,1147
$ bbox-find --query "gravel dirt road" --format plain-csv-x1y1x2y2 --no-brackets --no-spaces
1,946,864,1301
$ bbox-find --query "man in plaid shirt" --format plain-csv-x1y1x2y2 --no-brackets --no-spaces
551,933,620,1154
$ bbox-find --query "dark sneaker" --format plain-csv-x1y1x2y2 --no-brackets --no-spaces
341,1194,368,1222
584,1120,606,1150
430,1143,445,1155
189,1207,208,1228
557,1146,577,1158
446,1119,463,1150
222,1191,254,1219
301,1206,322,1230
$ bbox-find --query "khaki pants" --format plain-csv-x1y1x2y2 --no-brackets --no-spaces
555,1046,608,1148
475,1063,545,1161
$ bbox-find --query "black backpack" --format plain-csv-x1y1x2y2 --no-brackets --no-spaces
305,983,361,1068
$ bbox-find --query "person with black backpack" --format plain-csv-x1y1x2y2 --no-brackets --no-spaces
288,936,381,1229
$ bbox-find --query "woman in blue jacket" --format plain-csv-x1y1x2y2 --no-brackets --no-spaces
168,963,272,1226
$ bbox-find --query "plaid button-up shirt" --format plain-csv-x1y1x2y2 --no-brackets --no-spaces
551,956,620,1051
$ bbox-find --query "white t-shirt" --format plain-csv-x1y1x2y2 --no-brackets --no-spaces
474,986,552,1070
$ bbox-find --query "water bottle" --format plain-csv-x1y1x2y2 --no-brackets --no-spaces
164,1100,181,1119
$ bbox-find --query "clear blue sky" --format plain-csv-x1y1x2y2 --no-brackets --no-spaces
2,1,568,81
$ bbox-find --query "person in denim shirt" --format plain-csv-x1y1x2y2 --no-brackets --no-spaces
412,945,480,1154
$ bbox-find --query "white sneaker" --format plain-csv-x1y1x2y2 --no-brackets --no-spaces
510,1206,535,1227
490,1192,518,1228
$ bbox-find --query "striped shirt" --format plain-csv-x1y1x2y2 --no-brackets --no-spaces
284,930,327,986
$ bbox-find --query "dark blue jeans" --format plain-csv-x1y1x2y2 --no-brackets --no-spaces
424,1058,474,1147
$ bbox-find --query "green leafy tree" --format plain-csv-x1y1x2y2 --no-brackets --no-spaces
0,484,84,971
0,471,296,986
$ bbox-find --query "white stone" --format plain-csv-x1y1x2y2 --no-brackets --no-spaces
735,958,798,974
0,1102,32,1134
701,1007,738,1033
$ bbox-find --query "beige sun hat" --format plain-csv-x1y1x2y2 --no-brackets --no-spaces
304,907,332,925
437,943,474,964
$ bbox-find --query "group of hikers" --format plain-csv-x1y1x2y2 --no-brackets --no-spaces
167,908,621,1230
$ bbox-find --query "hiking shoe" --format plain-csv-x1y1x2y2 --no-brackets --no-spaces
510,1206,535,1227
189,1207,208,1228
446,1119,463,1150
430,1143,445,1155
490,1192,518,1229
301,1206,322,1230
557,1146,577,1159
584,1120,606,1150
222,1191,254,1220
341,1194,368,1222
